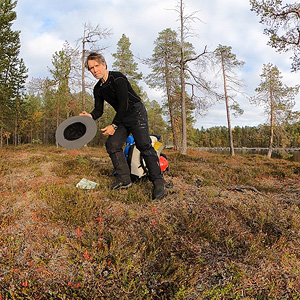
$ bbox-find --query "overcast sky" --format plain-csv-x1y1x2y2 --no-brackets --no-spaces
13,0,299,129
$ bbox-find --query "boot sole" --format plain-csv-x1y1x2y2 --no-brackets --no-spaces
111,182,132,190
152,191,165,200
119,183,132,189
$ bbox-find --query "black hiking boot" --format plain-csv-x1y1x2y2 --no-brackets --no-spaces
110,179,132,190
152,180,165,200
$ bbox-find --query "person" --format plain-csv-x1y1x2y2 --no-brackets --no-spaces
80,52,165,200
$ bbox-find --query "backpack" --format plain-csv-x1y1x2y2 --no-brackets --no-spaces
124,135,168,182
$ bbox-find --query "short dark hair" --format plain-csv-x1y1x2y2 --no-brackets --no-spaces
85,52,107,69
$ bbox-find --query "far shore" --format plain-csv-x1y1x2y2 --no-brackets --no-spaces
193,147,300,152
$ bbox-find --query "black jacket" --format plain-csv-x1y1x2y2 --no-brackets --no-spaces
90,71,141,126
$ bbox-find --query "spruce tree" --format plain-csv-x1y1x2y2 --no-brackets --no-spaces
112,34,143,97
0,0,28,146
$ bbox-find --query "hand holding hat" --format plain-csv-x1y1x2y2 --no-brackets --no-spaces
79,111,93,118
55,114,97,149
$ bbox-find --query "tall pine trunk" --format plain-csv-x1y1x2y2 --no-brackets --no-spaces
81,38,86,111
164,54,180,151
180,0,187,155
0,113,3,148
267,88,274,158
221,54,235,156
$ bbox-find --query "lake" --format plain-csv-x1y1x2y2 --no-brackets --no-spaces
195,147,300,163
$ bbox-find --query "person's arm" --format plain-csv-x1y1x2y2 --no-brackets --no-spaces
90,90,104,120
101,124,117,136
79,100,103,119
111,77,129,126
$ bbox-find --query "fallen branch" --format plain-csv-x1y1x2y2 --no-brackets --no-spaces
227,185,261,194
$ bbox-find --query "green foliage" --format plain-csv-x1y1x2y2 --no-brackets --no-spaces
0,0,28,145
251,63,299,156
3,1,300,156
252,63,298,110
250,0,300,71
188,122,300,149
144,98,167,137
22,42,85,145
49,43,73,125
146,28,181,91
215,45,245,69
146,28,196,150
214,44,245,155
112,33,144,98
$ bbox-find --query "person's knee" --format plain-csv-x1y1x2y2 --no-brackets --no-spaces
138,144,157,158
106,139,122,155
135,141,150,152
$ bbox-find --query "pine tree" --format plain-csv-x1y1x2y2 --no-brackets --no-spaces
0,0,28,146
250,0,300,71
214,45,245,156
146,28,195,150
40,78,57,144
26,77,56,144
11,57,28,145
251,63,299,157
146,28,181,150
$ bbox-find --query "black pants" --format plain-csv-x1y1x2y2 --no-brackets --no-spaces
106,102,163,183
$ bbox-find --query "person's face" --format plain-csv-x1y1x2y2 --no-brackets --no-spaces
88,60,106,80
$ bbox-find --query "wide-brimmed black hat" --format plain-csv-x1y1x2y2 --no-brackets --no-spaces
56,116,97,149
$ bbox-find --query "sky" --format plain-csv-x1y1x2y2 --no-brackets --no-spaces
13,0,300,129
